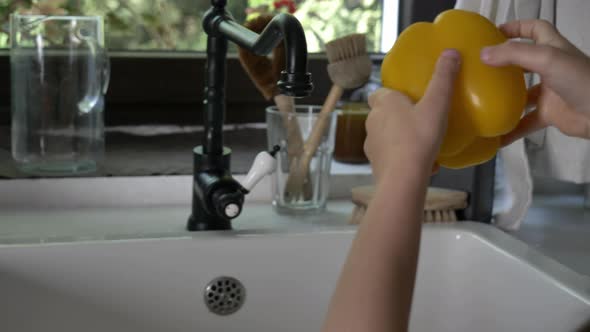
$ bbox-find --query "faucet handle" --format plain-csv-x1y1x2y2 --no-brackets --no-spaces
240,146,280,192
213,190,244,220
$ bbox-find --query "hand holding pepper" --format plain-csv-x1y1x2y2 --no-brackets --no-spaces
481,19,590,143
380,9,528,169
365,50,461,180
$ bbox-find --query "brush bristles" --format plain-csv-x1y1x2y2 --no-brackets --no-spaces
325,33,367,64
349,205,366,225
423,209,457,223
327,56,372,89
349,206,458,225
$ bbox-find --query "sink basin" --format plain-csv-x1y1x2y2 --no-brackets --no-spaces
0,221,588,332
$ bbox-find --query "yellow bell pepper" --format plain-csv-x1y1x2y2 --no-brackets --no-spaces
381,9,527,169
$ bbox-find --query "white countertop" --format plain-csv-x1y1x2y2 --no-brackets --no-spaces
0,175,588,279
0,201,355,245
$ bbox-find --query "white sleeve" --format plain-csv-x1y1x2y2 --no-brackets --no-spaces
454,0,484,12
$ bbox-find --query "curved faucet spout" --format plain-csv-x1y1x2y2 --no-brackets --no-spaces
206,11,313,97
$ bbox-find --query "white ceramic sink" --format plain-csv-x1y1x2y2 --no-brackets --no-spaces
0,220,588,332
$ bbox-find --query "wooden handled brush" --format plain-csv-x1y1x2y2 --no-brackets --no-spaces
349,186,469,224
283,33,372,201
237,14,312,199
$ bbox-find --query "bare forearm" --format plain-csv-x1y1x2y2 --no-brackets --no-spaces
322,161,431,332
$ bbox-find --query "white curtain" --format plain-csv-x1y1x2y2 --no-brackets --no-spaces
454,0,556,230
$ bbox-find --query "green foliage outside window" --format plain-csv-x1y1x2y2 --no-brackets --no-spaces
0,0,383,52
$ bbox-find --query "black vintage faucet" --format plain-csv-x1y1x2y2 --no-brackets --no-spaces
187,0,313,231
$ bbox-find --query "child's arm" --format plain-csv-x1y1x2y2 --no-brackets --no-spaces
321,50,461,332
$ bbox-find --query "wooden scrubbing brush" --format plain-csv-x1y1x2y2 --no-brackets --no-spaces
349,185,469,225
283,33,373,201
238,14,312,199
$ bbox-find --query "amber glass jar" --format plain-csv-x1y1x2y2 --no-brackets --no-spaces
334,103,370,164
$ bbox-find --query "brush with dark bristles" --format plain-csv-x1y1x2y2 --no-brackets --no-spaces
238,14,312,199
284,33,372,202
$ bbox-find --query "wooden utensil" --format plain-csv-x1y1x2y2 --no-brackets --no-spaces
284,33,372,201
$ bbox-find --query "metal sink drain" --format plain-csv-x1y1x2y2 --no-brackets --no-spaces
204,276,246,315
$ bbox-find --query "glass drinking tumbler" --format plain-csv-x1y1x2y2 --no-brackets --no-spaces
266,105,336,214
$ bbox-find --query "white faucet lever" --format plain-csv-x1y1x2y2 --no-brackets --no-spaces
240,146,280,192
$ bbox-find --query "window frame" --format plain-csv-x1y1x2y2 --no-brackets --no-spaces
0,51,387,126
0,0,435,126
